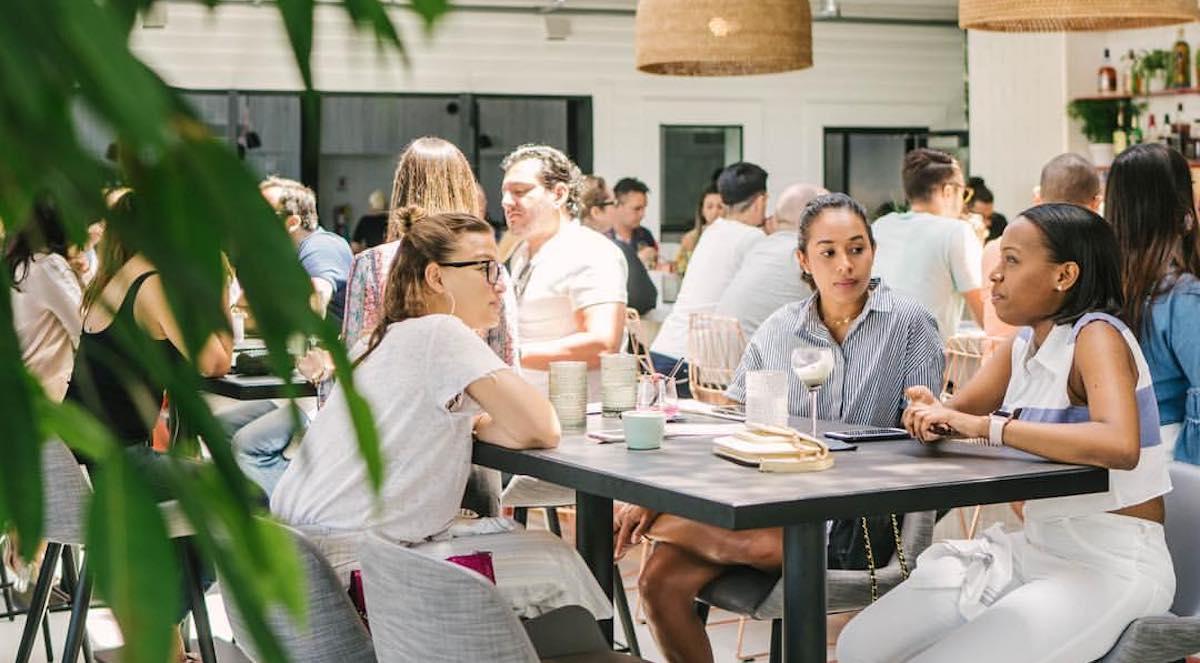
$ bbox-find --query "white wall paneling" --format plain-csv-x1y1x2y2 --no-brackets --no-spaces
129,2,967,238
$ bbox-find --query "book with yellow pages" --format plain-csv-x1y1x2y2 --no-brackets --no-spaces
713,424,835,473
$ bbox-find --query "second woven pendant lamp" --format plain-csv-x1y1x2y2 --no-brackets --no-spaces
959,0,1200,32
635,0,812,76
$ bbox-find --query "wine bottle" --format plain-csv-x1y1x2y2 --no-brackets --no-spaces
1113,106,1128,153
1098,49,1118,94
1174,28,1192,89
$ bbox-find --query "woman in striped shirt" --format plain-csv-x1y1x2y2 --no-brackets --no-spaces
615,193,944,663
838,204,1174,663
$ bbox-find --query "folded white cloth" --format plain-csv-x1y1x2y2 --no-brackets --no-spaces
909,523,1014,620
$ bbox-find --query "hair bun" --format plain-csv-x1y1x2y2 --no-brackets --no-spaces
390,204,428,238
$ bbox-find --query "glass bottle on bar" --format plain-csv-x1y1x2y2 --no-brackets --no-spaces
1173,28,1192,89
1113,106,1128,154
1129,110,1144,145
1177,103,1191,149
1098,49,1118,94
1147,113,1159,144
1120,50,1135,95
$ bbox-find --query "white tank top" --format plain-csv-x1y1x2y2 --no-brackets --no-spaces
1005,313,1171,521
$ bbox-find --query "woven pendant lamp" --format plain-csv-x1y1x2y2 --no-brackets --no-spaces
960,0,1200,32
635,0,812,76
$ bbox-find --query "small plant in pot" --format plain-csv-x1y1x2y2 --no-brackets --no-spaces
1067,98,1140,167
1137,49,1171,92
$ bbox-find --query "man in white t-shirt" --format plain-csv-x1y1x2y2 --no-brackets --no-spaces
650,162,769,395
871,148,985,339
715,182,824,338
502,144,628,396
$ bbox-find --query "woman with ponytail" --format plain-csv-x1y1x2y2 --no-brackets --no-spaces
224,137,520,496
270,211,610,619
341,136,518,364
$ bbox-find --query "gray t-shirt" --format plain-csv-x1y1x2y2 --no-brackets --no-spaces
715,230,812,338
870,211,983,339
271,314,507,544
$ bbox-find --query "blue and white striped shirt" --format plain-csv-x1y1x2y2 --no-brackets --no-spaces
726,279,945,428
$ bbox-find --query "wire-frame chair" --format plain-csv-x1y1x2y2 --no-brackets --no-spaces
942,333,1013,538
686,313,748,404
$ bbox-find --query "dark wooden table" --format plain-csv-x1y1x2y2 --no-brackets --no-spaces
473,414,1108,663
201,373,316,400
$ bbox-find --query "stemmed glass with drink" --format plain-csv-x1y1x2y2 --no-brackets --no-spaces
637,374,679,419
791,346,835,437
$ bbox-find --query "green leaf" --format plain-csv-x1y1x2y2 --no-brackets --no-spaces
166,465,301,663
276,0,316,90
409,0,453,30
38,400,122,464
87,453,179,663
58,0,172,148
0,278,43,560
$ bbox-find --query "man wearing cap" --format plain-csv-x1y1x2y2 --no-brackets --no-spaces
649,162,768,396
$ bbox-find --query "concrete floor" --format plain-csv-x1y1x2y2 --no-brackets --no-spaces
0,504,1023,662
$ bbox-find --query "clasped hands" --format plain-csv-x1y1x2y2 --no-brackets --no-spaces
902,385,989,443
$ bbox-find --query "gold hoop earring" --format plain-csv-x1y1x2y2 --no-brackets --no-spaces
445,291,457,316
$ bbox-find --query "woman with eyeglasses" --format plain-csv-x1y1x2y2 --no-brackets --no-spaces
270,211,611,619
222,137,520,498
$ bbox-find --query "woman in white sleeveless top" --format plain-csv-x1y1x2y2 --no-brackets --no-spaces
838,203,1174,663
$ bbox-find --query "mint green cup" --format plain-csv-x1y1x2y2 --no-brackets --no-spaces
623,411,666,450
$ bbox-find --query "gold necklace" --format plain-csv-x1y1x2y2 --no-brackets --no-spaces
826,314,855,327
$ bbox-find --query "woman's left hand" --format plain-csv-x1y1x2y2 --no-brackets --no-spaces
905,403,987,443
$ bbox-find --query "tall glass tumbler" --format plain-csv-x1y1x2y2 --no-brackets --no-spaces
745,370,790,429
601,353,638,417
549,360,588,431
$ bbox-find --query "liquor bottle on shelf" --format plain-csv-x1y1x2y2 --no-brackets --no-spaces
1164,113,1176,148
1173,28,1192,89
1098,48,1118,94
1121,50,1136,94
1129,111,1144,145
1113,106,1128,153
1177,103,1191,147
1147,113,1159,145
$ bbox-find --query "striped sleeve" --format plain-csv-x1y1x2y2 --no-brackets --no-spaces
900,304,945,400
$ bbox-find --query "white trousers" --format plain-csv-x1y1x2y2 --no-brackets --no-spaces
837,512,1175,663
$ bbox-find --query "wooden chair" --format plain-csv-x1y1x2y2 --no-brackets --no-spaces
686,313,747,404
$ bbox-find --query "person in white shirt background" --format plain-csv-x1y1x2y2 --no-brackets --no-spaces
7,197,83,403
871,148,985,340
649,162,769,396
716,181,826,338
501,143,627,396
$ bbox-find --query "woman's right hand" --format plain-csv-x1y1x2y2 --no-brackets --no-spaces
613,503,659,560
